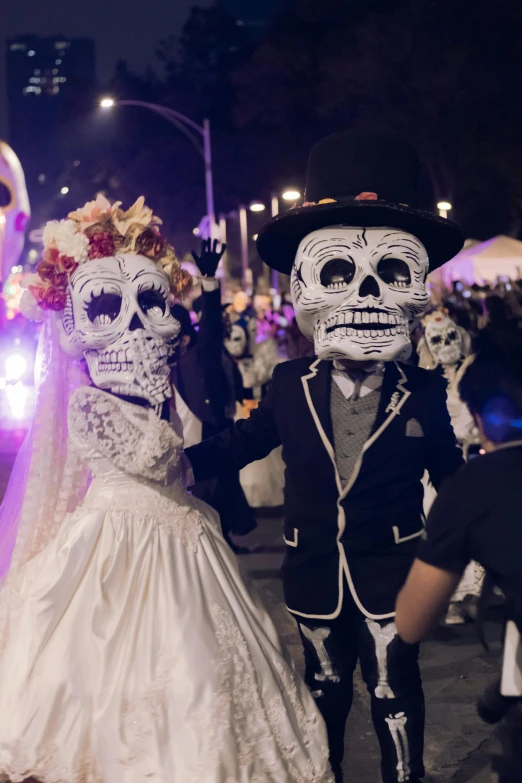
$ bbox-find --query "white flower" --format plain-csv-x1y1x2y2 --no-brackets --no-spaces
20,288,43,322
43,218,89,263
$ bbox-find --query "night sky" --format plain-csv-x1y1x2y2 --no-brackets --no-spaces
5,0,211,80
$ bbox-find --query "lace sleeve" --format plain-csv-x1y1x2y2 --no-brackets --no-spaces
68,387,181,483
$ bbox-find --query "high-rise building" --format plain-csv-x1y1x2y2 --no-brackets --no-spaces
221,0,282,37
6,36,96,224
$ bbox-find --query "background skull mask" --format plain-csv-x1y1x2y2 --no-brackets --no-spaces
291,226,430,362
57,253,180,404
424,314,463,368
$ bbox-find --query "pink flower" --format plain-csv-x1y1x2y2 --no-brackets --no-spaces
355,192,378,201
68,194,121,228
88,231,116,259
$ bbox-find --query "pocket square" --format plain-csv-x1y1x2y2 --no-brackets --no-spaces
406,418,424,437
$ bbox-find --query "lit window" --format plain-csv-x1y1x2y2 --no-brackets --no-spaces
54,41,70,49
38,174,46,183
29,77,40,84
34,69,40,75
28,50,36,57
10,43,27,51
52,68,58,75
55,59,62,65
52,86,59,94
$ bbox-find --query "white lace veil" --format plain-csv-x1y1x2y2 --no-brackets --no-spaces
0,314,91,594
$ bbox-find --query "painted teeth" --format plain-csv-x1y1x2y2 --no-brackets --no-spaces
319,311,408,341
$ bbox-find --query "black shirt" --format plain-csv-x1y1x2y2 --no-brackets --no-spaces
418,442,522,593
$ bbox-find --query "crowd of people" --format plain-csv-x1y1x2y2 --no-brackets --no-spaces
0,131,522,783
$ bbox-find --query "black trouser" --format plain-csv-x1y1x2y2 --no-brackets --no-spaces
297,588,425,783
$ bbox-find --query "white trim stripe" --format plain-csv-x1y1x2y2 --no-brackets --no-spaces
286,359,411,622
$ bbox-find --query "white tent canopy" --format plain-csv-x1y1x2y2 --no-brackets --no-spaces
430,235,522,289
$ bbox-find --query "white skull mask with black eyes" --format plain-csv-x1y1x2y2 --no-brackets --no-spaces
424,313,463,367
57,254,180,404
224,323,248,358
290,226,430,362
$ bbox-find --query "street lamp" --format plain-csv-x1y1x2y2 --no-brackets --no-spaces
99,96,216,236
249,201,266,213
437,201,452,219
282,189,301,202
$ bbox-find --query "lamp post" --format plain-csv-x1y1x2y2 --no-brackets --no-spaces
437,200,452,220
100,97,216,236
235,190,301,293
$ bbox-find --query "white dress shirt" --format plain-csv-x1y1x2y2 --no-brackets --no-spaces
331,361,385,400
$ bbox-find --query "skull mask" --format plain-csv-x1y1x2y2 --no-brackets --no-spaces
57,254,180,404
291,226,430,362
423,312,464,368
225,323,248,358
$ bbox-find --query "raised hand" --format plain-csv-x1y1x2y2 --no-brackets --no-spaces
192,238,226,278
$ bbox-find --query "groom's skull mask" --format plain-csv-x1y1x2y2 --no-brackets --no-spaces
57,254,180,404
291,227,430,362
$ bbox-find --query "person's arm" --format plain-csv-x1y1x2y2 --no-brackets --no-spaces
192,240,229,415
396,468,472,642
185,365,282,481
396,561,461,643
424,373,465,490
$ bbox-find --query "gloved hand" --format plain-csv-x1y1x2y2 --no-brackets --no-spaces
192,238,226,278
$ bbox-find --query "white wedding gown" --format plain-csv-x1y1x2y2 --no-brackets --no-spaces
0,386,332,783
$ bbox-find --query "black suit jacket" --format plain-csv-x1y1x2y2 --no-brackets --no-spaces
187,357,464,619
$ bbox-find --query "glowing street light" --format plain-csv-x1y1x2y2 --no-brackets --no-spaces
98,96,216,237
249,201,266,213
5,353,28,382
282,189,301,201
60,186,69,195
437,201,452,219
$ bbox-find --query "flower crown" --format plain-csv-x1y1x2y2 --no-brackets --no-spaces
421,307,452,328
25,195,192,313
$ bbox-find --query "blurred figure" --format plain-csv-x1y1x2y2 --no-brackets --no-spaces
224,314,286,509
417,309,483,624
397,326,522,779
171,240,256,551
0,141,30,281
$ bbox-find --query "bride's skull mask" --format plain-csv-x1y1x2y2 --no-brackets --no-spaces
291,226,430,362
57,253,180,404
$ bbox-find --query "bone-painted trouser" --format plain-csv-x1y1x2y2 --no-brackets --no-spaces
298,591,425,783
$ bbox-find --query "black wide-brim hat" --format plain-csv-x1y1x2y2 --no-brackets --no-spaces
257,131,464,275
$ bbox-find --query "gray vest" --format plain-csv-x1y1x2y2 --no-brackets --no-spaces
330,377,381,488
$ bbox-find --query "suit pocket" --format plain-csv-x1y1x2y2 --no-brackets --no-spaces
283,525,299,548
405,418,424,437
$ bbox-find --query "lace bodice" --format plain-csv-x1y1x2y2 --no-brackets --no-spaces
69,386,183,483
68,386,203,550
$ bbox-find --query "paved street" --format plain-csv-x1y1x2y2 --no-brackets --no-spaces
238,516,502,783
0,439,502,783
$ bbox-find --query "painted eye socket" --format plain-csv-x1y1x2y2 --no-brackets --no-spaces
377,257,412,288
87,292,122,326
430,335,443,345
320,258,356,290
138,288,167,316
447,330,458,341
